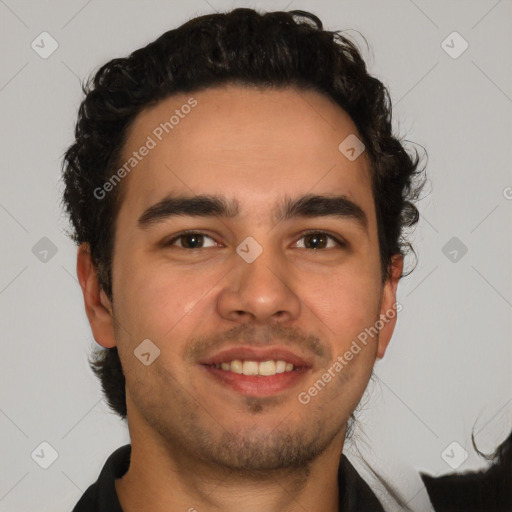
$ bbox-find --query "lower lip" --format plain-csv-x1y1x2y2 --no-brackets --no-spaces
201,365,310,397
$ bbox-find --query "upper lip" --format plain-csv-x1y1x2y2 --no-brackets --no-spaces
199,346,313,368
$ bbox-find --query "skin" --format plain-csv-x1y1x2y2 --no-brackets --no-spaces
77,85,403,512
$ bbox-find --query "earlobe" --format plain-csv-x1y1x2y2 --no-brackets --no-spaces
76,243,117,349
376,254,403,359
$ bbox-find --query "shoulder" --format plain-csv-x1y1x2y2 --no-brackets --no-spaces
71,444,130,512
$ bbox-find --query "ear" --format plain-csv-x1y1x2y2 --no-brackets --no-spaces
376,254,403,359
76,243,117,348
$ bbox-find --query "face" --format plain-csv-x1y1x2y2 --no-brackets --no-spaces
80,85,402,472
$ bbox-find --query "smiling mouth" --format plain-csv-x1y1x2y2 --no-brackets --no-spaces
207,359,297,376
201,359,310,397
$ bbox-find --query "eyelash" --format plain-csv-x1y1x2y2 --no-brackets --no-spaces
163,229,347,250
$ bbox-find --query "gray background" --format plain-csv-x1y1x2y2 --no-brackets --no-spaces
1,0,511,510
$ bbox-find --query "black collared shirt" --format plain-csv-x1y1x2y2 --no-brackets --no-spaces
72,444,385,511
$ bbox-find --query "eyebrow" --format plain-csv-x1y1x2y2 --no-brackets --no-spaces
137,193,368,232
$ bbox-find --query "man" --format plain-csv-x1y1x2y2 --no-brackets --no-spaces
62,8,425,511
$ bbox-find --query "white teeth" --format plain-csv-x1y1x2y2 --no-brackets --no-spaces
214,359,296,376
258,360,276,376
275,360,286,373
230,360,243,374
242,361,259,376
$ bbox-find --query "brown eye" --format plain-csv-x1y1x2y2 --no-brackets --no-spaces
296,231,345,250
164,232,217,249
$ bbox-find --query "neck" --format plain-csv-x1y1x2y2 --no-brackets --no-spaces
115,426,345,512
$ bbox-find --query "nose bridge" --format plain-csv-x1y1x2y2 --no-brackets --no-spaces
217,236,302,323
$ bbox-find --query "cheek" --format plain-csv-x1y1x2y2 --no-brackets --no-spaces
115,257,223,343
305,268,381,339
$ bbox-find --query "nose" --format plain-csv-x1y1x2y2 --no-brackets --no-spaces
217,248,302,324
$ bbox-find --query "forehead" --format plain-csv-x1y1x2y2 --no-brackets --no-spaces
116,85,374,225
